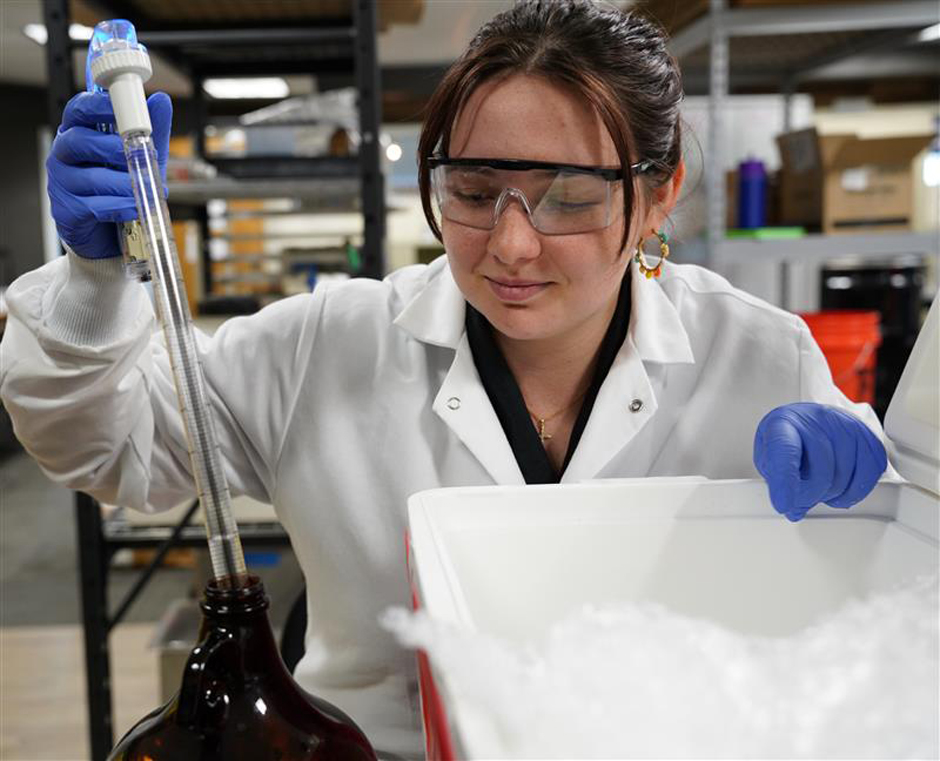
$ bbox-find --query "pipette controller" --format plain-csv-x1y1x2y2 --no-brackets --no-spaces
85,24,150,282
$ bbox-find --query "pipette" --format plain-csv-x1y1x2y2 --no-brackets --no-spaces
88,20,247,586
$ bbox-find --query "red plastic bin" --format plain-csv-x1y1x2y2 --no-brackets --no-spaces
799,310,881,405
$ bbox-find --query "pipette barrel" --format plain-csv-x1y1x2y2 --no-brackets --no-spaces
123,132,247,585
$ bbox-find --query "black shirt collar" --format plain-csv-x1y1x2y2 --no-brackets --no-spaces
465,272,632,484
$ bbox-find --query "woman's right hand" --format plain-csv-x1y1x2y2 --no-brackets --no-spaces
46,91,173,259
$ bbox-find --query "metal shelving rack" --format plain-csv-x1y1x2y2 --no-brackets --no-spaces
40,1,387,758
665,0,940,276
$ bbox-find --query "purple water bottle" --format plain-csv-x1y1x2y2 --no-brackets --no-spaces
737,158,767,228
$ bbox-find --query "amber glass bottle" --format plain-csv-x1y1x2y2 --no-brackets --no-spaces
108,575,377,760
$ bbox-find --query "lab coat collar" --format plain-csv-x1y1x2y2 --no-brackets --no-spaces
432,333,526,485
628,260,695,365
393,259,466,349
395,259,523,483
562,262,696,483
560,331,656,483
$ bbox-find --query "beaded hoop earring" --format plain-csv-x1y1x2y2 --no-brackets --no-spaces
634,230,670,279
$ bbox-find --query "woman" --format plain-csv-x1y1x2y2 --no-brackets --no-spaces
0,1,887,757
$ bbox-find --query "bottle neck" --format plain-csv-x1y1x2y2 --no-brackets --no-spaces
202,574,269,616
197,575,281,668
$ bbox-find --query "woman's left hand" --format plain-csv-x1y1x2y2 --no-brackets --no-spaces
753,403,887,522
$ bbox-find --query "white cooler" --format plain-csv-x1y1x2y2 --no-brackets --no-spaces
407,297,940,759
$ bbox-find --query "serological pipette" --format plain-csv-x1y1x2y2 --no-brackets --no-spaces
88,19,247,586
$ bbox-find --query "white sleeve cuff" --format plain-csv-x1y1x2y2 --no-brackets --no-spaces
42,248,152,348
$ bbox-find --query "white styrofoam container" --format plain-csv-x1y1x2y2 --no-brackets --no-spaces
409,478,938,757
408,295,940,759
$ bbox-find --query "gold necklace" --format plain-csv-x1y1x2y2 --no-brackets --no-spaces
526,388,589,443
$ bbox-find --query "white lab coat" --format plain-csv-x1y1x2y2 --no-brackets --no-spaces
0,251,886,758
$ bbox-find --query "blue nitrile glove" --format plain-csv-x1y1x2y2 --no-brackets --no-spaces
754,403,887,522
46,91,172,259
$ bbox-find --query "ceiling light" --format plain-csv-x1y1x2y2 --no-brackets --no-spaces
386,143,403,162
23,24,47,45
203,78,290,100
917,23,940,43
70,23,94,41
22,23,95,46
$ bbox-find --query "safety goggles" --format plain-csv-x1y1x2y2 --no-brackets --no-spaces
428,156,652,235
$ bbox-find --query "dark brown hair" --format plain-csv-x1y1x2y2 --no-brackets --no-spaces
417,0,684,253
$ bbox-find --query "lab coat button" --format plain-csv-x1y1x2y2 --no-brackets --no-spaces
447,397,461,410
629,399,643,413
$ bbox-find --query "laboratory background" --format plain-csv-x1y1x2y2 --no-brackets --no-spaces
0,0,938,759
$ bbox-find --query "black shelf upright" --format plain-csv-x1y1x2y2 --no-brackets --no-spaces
41,5,118,761
353,0,385,279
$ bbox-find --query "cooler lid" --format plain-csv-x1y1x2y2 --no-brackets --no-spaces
884,293,940,496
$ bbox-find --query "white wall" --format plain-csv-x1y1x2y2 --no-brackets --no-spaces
676,94,814,305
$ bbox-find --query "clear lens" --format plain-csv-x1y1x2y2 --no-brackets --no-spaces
432,164,615,235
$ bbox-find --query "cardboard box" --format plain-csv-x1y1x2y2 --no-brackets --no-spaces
776,129,932,234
